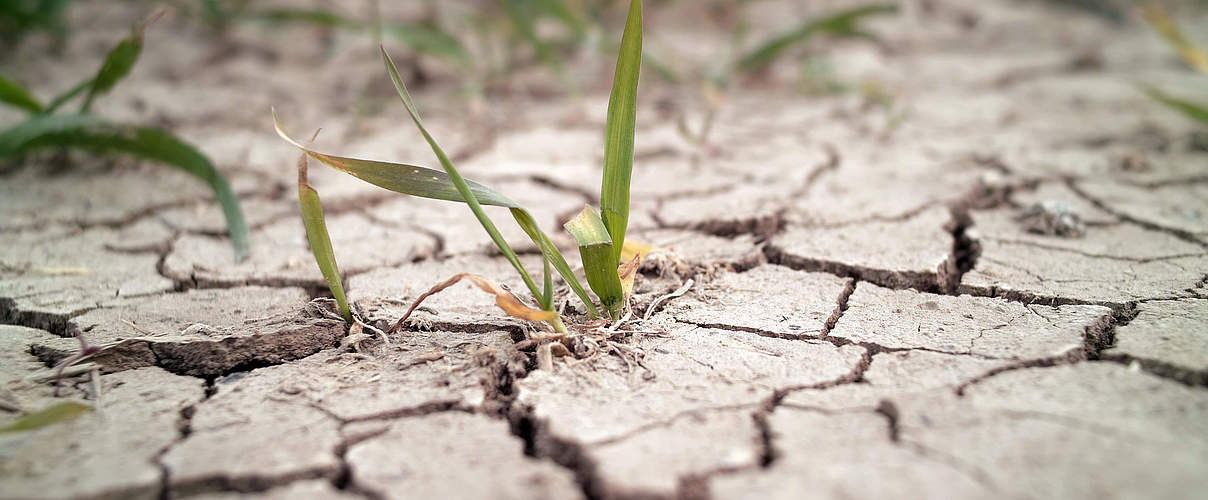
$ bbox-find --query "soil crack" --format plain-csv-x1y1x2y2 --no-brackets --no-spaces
1065,178,1208,250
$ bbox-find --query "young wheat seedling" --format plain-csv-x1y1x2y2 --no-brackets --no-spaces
278,0,645,357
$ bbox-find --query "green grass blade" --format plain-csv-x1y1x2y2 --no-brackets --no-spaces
387,48,601,316
510,207,600,318
275,112,519,207
1141,85,1208,126
542,253,553,308
0,74,43,113
381,47,547,307
600,0,642,263
81,37,139,111
297,155,353,324
0,401,91,433
81,13,158,112
277,113,601,316
564,205,623,318
0,114,250,261
44,78,92,114
0,113,107,151
734,4,896,74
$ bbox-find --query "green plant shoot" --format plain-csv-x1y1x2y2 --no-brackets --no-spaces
0,12,250,261
80,11,161,112
276,0,647,326
273,109,600,321
297,150,352,324
564,206,624,315
600,0,642,265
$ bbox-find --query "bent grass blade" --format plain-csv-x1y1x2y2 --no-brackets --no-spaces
387,273,556,334
380,48,543,305
734,4,896,75
0,114,249,261
297,151,353,324
600,0,642,264
564,205,623,318
275,108,600,319
0,74,43,113
275,112,517,206
508,207,599,318
380,47,600,319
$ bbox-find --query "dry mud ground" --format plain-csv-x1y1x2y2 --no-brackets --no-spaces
2,1,1208,499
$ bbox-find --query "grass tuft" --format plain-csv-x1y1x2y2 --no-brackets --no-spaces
277,0,647,329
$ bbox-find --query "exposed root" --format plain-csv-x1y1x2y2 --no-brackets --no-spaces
385,274,555,335
642,279,694,321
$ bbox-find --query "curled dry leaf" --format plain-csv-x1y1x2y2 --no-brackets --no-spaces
388,273,556,334
618,253,643,299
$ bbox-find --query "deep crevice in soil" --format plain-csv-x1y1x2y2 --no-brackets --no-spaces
765,244,944,294
0,296,92,337
940,206,982,294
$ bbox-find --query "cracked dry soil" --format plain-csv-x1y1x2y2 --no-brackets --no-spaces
3,1,1208,499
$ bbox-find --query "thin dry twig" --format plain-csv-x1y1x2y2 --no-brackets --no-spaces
51,335,101,396
119,317,152,336
387,273,554,334
644,279,694,321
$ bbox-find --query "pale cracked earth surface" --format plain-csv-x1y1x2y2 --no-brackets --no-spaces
2,0,1208,499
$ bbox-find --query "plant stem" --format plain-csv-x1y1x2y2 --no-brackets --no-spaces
547,315,569,335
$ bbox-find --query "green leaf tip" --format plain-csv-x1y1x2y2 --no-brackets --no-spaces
80,10,163,113
601,0,643,265
0,74,43,113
